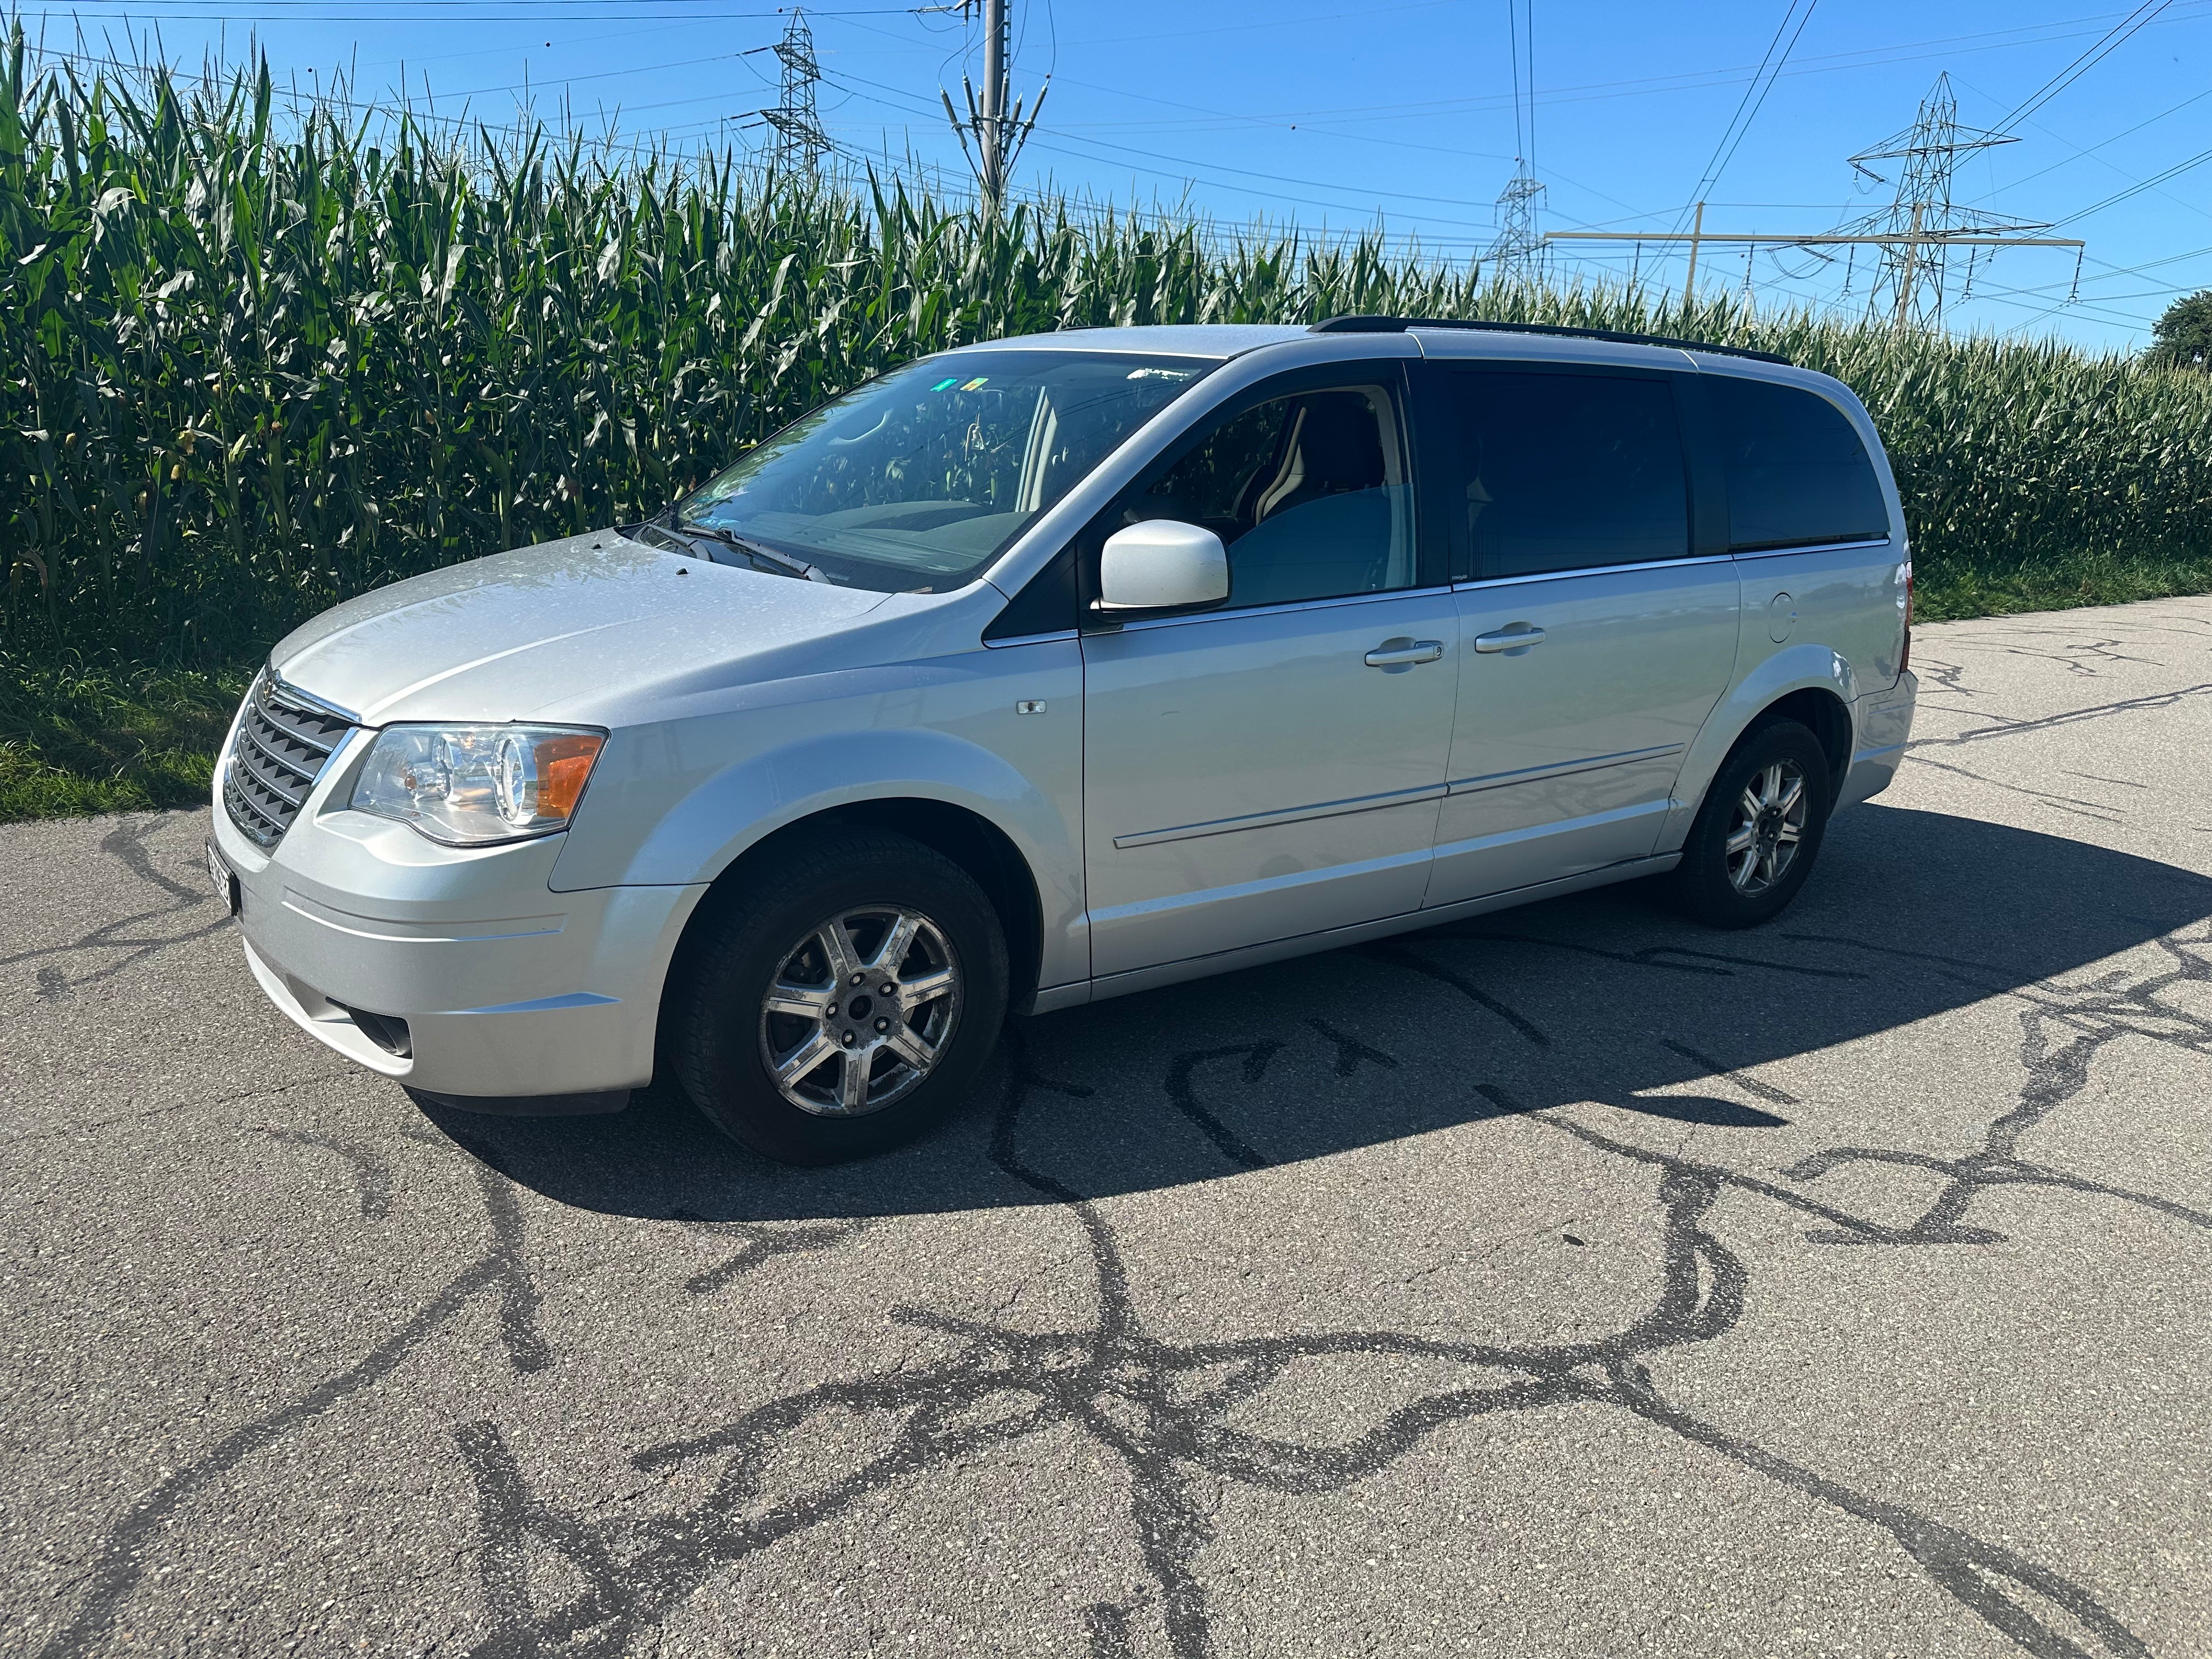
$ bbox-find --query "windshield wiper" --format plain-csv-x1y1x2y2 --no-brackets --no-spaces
668,516,831,583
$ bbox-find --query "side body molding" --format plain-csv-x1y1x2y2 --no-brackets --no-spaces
1655,641,1859,855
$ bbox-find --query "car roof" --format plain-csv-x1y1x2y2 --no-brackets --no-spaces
944,323,1864,421
954,324,1311,360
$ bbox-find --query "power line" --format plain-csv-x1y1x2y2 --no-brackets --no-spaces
2051,139,2212,227
1839,74,2051,328
1487,0,1545,284
1677,0,1821,227
1550,75,2086,332
1990,0,2172,133
830,63,1511,220
1978,82,2212,201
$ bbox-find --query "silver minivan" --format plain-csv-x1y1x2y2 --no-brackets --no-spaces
209,318,1918,1162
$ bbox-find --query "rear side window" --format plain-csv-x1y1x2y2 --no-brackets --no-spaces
1708,376,1889,551
1441,371,1689,578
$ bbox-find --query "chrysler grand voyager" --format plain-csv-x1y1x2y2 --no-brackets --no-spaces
210,317,1918,1162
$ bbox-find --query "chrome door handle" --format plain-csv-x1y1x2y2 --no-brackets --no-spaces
1474,627,1547,653
1364,639,1446,668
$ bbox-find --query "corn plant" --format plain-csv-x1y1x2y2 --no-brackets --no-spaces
7,29,2212,665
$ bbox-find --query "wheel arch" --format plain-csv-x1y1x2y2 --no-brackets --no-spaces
1757,685,1853,806
665,796,1049,1020
1662,648,1859,854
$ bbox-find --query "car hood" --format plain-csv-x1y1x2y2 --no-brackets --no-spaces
270,532,895,726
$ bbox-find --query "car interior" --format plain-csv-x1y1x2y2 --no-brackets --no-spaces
1131,386,1411,607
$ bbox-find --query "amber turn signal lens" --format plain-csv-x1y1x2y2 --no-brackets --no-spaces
534,733,603,819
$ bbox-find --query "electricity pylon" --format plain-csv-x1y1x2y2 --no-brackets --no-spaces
752,9,832,176
1545,75,2083,332
1844,74,2047,329
1488,166,1547,286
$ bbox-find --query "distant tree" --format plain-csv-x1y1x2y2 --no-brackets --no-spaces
2147,291,2212,370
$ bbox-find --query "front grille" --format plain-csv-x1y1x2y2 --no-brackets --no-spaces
222,672,355,848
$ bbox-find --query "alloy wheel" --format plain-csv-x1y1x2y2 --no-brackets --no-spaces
757,906,963,1117
1723,758,1809,895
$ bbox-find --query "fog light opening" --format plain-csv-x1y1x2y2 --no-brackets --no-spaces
336,1003,413,1059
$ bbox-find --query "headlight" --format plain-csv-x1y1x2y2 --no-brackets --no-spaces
349,724,605,845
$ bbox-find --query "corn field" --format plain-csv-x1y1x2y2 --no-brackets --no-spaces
9,31,2212,664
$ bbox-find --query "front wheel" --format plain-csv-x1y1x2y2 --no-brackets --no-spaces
671,828,1009,1164
1667,719,1833,929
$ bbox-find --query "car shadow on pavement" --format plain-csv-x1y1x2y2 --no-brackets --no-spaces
416,802,2212,1223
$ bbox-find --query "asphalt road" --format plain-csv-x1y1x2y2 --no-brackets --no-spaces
5,598,2211,1659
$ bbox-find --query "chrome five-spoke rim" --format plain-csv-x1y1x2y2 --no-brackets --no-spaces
1724,759,1808,895
758,906,962,1117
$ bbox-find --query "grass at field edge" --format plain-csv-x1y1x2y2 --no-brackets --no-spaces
4,557,2209,822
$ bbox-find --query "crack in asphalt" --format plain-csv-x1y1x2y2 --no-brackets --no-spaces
31,1149,550,1659
262,1127,396,1218
1658,1037,1799,1107
1906,754,2130,823
14,618,2212,1658
1780,930,2212,1245
1908,682,2212,751
667,1210,874,1296
0,817,229,1003
15,917,2190,1658
411,1014,2160,1659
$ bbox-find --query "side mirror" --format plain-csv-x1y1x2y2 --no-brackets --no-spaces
1097,521,1229,612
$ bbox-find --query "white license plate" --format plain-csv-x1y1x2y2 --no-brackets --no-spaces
206,841,240,916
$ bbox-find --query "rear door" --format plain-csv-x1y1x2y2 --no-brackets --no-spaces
1422,363,1740,907
1081,366,1458,979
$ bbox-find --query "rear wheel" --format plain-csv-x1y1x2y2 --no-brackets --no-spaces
1667,719,1832,929
672,829,1009,1163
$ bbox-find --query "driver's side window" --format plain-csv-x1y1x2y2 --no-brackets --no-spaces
1130,383,1414,609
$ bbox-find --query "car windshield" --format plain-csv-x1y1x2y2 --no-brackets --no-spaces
676,349,1216,591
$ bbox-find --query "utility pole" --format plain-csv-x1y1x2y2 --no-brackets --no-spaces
1893,202,1926,330
941,0,1046,212
748,9,832,176
1681,200,1705,310
1546,222,2084,315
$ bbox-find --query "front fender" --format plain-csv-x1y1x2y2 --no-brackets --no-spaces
615,725,1076,890
545,640,1087,984
1657,644,1858,854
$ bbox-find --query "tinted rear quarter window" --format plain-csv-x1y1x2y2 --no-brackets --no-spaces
1708,375,1889,550
1442,371,1690,578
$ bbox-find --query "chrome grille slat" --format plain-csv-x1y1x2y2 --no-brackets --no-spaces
222,768,289,846
244,709,331,774
238,714,320,786
253,680,349,754
233,733,311,809
221,669,356,849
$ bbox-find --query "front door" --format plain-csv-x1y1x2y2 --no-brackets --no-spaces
1081,374,1458,980
1418,363,1739,907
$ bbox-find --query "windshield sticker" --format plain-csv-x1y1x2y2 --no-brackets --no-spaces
930,377,961,391
960,376,990,391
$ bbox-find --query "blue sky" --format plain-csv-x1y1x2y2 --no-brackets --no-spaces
31,0,2212,350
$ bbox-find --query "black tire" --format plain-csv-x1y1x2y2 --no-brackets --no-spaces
671,828,1009,1164
1667,718,1833,930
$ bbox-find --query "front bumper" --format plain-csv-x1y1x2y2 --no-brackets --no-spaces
212,782,704,1103
1838,669,1918,810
